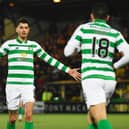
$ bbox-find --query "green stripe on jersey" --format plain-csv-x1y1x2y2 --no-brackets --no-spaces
81,67,113,73
9,44,36,47
82,58,112,66
81,49,91,54
55,61,60,68
116,39,123,47
62,65,67,72
7,82,33,85
40,53,47,59
9,66,33,70
9,50,32,54
48,57,53,64
75,35,82,41
90,22,110,28
81,39,92,44
9,58,33,62
8,74,34,78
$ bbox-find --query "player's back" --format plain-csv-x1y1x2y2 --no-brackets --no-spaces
80,20,119,80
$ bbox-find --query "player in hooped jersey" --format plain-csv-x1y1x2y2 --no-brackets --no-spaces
64,2,129,129
0,17,81,129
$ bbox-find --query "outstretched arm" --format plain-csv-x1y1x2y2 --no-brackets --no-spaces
35,43,81,80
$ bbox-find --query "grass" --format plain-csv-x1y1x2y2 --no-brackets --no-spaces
0,113,129,129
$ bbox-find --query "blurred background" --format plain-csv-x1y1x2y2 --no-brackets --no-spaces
0,0,129,113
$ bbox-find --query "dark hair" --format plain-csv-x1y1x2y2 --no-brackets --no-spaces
91,2,109,19
16,17,31,27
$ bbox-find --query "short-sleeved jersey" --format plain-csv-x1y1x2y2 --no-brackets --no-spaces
0,38,70,86
64,19,129,81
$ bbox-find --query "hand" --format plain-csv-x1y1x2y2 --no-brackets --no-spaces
68,68,81,81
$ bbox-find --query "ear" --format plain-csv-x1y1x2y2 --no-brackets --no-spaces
90,13,95,21
16,27,18,33
106,15,110,21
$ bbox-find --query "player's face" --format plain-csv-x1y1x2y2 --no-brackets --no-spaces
16,23,30,39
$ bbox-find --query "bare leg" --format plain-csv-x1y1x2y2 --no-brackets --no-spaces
24,102,34,122
24,102,34,129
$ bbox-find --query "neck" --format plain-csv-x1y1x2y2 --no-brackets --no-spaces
18,36,27,42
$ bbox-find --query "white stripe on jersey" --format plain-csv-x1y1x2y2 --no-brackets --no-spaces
7,78,34,82
8,54,33,59
50,58,57,66
43,54,51,62
9,62,33,67
81,63,112,70
58,63,64,70
6,84,34,87
82,70,115,78
8,70,33,74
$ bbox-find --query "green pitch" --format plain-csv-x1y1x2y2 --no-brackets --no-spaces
0,113,128,129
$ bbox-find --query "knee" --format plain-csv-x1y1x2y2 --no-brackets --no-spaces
92,111,106,122
92,112,101,121
9,117,17,124
90,104,107,122
25,112,32,121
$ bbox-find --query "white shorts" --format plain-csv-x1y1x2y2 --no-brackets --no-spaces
82,79,116,109
6,85,35,110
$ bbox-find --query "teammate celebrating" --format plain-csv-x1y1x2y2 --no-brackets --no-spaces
0,17,81,129
64,2,129,129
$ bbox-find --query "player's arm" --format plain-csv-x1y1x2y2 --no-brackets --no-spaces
64,25,82,57
34,43,81,80
114,32,129,69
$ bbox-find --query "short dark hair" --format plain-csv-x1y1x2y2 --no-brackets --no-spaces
16,17,31,27
91,2,109,19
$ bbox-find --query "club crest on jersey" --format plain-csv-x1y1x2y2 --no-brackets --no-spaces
21,52,27,58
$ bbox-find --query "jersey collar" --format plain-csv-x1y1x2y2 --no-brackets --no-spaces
95,19,106,24
16,37,28,43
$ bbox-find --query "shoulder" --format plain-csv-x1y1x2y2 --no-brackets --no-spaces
72,23,90,33
77,22,93,31
110,27,120,33
1,39,15,46
5,39,15,43
28,40,40,45
109,27,122,37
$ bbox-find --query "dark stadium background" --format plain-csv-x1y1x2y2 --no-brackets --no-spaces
0,0,129,114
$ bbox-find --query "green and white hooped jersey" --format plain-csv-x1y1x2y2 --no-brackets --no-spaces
0,38,70,86
65,19,129,80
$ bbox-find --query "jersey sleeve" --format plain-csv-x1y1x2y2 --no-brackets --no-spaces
0,41,9,57
34,42,70,73
64,25,82,57
114,32,129,69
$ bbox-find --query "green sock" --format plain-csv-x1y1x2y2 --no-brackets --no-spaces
88,124,98,129
97,119,113,129
24,121,34,129
7,122,15,129
18,107,24,115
